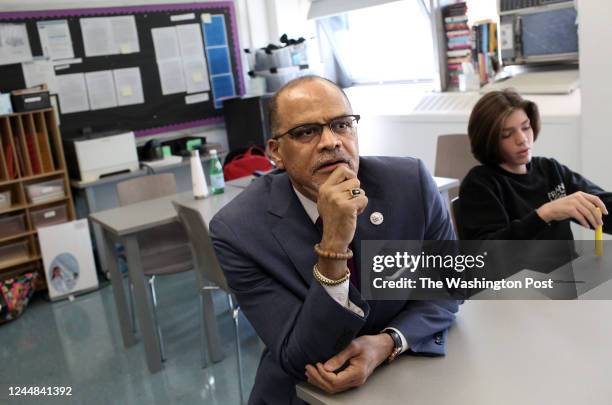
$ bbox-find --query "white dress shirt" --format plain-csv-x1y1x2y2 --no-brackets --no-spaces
293,187,408,353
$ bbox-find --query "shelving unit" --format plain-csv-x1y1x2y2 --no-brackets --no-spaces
0,108,75,290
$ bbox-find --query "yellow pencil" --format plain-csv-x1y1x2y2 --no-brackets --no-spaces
595,208,603,257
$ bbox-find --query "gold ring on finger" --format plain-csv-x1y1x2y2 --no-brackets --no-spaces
348,188,362,199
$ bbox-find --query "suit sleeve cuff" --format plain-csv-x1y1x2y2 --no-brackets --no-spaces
321,279,365,318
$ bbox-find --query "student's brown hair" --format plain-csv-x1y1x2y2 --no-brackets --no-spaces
467,89,541,166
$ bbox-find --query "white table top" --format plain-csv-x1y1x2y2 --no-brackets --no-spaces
89,186,243,236
297,300,612,405
433,176,459,192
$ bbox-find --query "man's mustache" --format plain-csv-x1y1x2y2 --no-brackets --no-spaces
312,154,354,173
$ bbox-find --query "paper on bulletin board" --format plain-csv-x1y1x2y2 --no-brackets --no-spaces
0,23,33,66
171,13,196,22
37,20,74,60
22,58,59,94
80,16,139,57
185,92,209,104
177,23,206,60
157,59,187,95
85,70,118,110
182,58,210,93
56,73,90,114
39,219,98,301
177,24,210,93
153,24,210,94
113,67,144,106
111,15,140,54
80,17,113,57
152,26,181,60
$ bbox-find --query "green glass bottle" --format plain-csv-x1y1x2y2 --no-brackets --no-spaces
209,149,225,194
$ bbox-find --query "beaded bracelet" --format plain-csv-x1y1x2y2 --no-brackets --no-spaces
314,243,353,260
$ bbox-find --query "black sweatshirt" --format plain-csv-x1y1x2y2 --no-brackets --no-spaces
458,157,612,240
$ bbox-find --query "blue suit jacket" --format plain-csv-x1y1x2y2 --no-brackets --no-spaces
210,156,460,404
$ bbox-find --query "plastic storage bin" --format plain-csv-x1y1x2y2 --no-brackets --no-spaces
0,240,29,265
0,213,26,239
0,190,11,210
254,43,309,71
30,203,68,228
255,66,311,93
25,179,65,204
255,47,293,71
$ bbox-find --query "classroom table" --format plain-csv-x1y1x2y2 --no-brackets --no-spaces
73,152,226,276
89,183,243,373
297,300,612,405
89,175,458,373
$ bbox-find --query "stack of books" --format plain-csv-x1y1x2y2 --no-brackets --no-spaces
443,2,471,89
471,21,499,84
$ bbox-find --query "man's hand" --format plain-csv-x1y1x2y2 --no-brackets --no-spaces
317,166,368,254
305,334,394,394
536,191,608,229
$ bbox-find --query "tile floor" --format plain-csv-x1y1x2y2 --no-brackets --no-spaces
0,271,261,404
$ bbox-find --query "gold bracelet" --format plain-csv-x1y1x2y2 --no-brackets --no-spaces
313,263,350,286
314,243,353,260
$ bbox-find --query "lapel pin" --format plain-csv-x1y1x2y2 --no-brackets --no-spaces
370,212,384,225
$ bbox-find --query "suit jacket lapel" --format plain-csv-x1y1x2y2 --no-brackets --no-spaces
268,174,319,286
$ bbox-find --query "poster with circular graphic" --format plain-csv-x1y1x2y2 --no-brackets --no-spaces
48,253,79,294
40,219,98,300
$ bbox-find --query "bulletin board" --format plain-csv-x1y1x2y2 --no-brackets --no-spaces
0,2,245,139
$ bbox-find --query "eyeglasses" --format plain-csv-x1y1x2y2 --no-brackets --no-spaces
273,115,360,143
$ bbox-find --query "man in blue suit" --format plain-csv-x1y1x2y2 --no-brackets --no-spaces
210,76,460,404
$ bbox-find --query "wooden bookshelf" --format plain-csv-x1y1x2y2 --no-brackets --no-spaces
0,108,75,290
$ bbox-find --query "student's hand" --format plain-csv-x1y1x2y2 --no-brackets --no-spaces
305,334,393,394
536,191,608,229
317,166,368,254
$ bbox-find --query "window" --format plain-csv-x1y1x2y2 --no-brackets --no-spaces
317,0,435,86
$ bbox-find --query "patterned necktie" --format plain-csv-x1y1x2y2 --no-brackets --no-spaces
315,217,359,290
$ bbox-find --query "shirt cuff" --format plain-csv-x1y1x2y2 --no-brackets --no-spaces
321,279,365,317
385,327,409,354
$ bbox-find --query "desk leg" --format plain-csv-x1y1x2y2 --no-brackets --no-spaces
102,229,137,347
85,187,109,275
123,235,163,373
201,287,224,363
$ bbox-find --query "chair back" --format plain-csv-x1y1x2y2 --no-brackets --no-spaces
117,173,177,206
434,134,479,200
173,202,229,292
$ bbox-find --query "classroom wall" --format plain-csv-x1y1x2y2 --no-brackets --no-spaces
0,0,258,151
578,1,612,190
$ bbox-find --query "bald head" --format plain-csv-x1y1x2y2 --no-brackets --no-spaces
268,75,351,136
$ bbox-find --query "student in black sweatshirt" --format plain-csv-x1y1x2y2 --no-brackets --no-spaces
458,89,612,241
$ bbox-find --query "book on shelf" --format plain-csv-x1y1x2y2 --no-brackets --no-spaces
441,3,500,90
442,2,470,89
471,20,500,85
25,133,41,175
12,135,27,176
446,29,471,38
3,141,17,179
